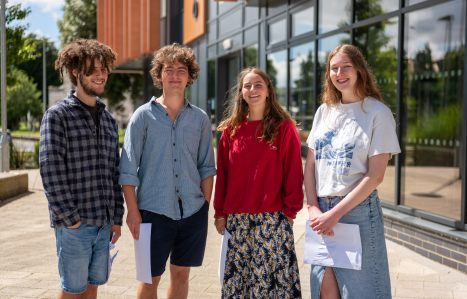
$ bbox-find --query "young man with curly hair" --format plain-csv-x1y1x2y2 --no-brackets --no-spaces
39,39,124,299
119,43,216,299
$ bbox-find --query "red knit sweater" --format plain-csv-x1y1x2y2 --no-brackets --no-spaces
214,119,304,219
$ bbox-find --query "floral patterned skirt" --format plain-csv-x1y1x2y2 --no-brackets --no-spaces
222,211,302,299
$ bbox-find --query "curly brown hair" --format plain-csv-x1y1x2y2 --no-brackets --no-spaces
55,39,117,86
149,43,200,89
217,67,297,144
322,44,384,108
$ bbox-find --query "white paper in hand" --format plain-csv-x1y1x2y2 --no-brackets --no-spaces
218,230,231,286
134,223,152,284
304,220,362,270
108,232,119,278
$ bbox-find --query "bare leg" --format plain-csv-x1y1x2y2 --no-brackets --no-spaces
167,265,190,299
138,276,161,299
81,285,98,299
320,267,341,299
58,290,81,299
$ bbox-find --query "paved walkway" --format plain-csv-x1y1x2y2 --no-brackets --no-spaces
0,170,466,298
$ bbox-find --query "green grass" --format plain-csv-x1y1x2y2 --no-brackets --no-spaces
11,130,40,136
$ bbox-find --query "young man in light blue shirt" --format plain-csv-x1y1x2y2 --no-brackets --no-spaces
119,43,216,299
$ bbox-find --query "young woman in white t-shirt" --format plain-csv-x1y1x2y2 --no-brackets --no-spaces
304,44,401,299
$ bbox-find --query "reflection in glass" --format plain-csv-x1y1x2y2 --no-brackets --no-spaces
208,0,216,20
405,0,427,6
208,60,216,140
403,0,465,220
244,26,258,46
245,6,259,24
268,0,287,17
354,17,398,202
208,45,216,59
217,33,242,56
244,44,258,68
269,18,287,45
208,22,216,43
292,6,314,37
289,42,314,142
219,8,242,37
319,0,351,34
267,50,287,108
219,1,239,15
317,32,350,99
355,0,399,21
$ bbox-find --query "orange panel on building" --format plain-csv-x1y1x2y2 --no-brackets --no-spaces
97,0,161,66
184,0,206,45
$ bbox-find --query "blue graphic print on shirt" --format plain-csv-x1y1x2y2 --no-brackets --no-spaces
314,119,357,176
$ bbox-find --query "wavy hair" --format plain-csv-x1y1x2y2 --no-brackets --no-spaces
150,43,200,89
322,44,384,108
217,67,296,144
55,39,117,86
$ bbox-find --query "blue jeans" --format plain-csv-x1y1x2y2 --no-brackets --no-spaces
310,190,391,299
54,221,110,294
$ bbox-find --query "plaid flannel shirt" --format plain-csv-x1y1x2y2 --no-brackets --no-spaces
39,90,124,228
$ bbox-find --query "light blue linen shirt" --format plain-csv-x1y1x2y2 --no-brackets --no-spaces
119,97,217,220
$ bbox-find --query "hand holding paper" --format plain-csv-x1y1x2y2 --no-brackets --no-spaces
304,220,362,270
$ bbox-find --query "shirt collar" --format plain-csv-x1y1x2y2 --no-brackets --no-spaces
66,89,106,109
151,96,192,108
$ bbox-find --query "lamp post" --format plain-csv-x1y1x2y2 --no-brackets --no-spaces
0,0,9,173
43,38,46,113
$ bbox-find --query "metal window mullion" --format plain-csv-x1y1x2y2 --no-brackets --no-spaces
313,0,319,114
462,0,467,229
395,2,404,207
350,0,355,44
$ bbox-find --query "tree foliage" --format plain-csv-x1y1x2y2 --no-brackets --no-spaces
57,0,97,47
17,34,61,100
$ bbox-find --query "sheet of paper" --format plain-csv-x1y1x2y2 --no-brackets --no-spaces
134,223,152,284
304,220,362,270
108,232,119,280
218,230,231,285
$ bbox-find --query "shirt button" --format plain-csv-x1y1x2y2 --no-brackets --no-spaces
173,127,175,130
166,113,168,116
173,143,175,146
176,175,178,177
174,159,177,162
176,190,179,193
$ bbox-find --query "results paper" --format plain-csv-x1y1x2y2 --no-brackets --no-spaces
134,223,152,284
304,221,362,270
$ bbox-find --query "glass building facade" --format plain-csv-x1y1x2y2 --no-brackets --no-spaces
186,0,467,230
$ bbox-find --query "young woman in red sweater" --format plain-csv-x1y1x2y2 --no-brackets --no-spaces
213,67,304,298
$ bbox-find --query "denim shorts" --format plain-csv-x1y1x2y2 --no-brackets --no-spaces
310,190,391,299
54,220,110,294
140,200,209,277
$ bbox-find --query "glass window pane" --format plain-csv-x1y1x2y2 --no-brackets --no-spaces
208,45,217,59
219,1,239,15
319,0,351,34
292,5,314,37
269,18,287,45
405,0,427,6
403,0,465,220
244,44,258,68
355,17,398,203
217,33,242,56
245,6,259,24
207,22,217,43
208,0,217,20
244,25,258,46
355,0,399,21
267,50,288,108
219,8,242,37
268,0,287,17
290,41,315,140
208,60,216,139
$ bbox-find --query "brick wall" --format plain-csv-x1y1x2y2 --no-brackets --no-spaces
384,217,467,274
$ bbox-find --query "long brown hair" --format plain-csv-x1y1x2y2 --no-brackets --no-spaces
322,44,384,108
217,68,296,144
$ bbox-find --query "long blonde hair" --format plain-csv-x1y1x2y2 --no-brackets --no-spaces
322,44,384,108
217,67,296,144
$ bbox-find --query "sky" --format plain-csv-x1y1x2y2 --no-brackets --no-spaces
9,0,64,48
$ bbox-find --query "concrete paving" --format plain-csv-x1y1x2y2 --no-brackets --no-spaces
0,170,466,298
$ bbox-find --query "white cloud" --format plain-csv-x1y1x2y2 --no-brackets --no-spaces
9,0,64,15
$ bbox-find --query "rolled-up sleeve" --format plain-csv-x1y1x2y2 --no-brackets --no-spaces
39,110,81,227
197,115,217,181
118,109,146,187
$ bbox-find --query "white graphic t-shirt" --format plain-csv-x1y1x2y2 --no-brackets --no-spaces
306,97,401,197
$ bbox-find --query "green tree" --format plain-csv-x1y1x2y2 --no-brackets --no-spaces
6,68,42,130
58,0,97,47
17,34,61,102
